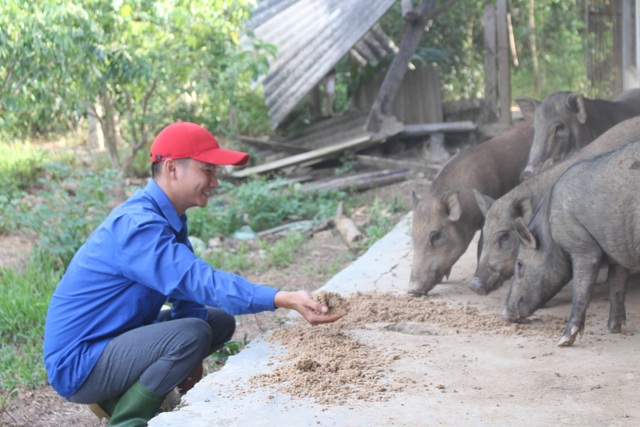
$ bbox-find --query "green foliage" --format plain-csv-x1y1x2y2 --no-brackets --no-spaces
0,0,274,174
509,0,587,98
202,242,255,274
0,142,50,233
334,152,358,176
188,177,345,240
0,143,48,197
209,334,249,363
21,163,124,266
188,181,245,239
374,0,588,101
263,232,306,269
360,196,407,249
0,250,61,390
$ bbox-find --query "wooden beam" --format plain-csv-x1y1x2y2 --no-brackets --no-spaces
302,168,412,193
497,0,511,125
231,116,404,179
402,121,476,136
483,4,498,121
364,0,459,133
356,154,437,173
231,135,371,178
237,135,307,154
365,0,437,133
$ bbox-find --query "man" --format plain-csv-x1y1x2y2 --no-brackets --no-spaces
43,121,347,426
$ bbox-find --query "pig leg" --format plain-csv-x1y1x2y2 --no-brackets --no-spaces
606,264,628,333
558,257,601,347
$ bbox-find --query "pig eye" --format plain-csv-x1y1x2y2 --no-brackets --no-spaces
516,259,524,276
498,231,511,247
429,230,442,246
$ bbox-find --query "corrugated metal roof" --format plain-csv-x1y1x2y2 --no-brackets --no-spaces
351,23,398,67
248,0,397,129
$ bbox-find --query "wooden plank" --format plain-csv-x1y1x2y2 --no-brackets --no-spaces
355,154,437,173
231,116,404,178
231,135,372,178
237,135,306,154
483,4,497,121
302,168,412,193
402,121,476,136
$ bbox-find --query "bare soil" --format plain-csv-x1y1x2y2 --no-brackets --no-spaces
0,177,423,427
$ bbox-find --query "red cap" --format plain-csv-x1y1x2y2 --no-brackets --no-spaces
150,122,249,166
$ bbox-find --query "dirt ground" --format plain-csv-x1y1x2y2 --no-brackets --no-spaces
5,173,640,426
0,177,424,427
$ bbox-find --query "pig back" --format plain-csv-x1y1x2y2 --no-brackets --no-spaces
612,87,640,114
548,139,640,268
518,115,640,208
431,122,534,227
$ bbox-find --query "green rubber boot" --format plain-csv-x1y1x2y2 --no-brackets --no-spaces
108,381,165,427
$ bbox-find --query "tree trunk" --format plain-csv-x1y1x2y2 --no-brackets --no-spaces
101,92,121,169
528,0,540,94
86,101,105,151
496,0,511,126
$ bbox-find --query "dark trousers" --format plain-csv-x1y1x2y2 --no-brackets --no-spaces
68,307,235,403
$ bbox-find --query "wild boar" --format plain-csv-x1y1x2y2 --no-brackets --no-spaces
501,139,640,346
516,88,640,180
470,116,640,295
409,122,533,296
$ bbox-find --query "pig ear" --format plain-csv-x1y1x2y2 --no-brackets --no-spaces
514,217,538,249
566,92,587,124
412,190,420,209
512,197,534,223
514,97,540,123
472,189,494,218
441,191,462,222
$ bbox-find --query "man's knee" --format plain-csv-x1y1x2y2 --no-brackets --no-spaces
205,309,236,352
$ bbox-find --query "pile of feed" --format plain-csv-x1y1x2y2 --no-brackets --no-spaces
311,289,350,315
250,291,566,404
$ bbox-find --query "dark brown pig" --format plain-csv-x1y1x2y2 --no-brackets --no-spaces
470,116,640,295
516,88,640,180
409,122,533,296
501,139,640,346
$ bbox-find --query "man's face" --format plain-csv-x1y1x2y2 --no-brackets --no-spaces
174,158,219,211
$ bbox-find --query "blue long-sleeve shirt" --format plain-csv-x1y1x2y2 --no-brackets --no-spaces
44,179,278,398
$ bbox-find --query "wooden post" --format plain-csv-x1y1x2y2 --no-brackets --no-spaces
621,0,638,89
483,4,498,122
496,0,511,125
365,0,437,133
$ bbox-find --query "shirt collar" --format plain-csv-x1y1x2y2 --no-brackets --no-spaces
144,179,187,233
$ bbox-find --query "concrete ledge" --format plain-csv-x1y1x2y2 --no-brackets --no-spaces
149,214,415,426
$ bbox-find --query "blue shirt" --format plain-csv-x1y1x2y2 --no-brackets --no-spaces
43,179,278,398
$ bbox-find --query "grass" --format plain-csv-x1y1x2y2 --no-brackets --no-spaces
263,232,306,269
0,250,62,391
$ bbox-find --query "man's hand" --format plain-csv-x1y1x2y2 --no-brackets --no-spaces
274,290,349,326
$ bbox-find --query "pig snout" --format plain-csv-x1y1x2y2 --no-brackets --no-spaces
519,167,535,182
468,277,489,295
408,267,449,297
408,279,437,297
499,306,518,323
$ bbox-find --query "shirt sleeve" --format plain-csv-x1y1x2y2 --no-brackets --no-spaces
119,216,278,315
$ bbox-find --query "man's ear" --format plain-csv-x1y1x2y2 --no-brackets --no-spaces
163,159,178,177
